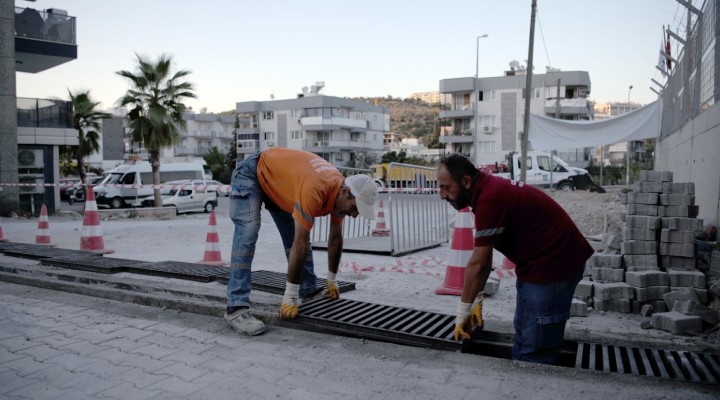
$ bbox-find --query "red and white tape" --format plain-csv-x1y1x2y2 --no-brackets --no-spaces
339,255,516,280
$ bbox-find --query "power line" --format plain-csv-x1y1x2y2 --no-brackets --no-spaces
535,9,552,69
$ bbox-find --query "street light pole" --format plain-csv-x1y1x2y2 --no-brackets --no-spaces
627,85,633,102
473,34,488,165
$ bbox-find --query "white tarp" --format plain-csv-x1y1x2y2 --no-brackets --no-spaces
528,99,663,150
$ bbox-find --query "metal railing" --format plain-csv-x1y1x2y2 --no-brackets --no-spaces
310,164,449,256
660,0,718,138
14,7,76,45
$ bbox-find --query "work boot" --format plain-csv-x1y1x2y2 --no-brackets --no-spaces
224,308,267,336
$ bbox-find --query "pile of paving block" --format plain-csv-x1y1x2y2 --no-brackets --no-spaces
572,170,720,335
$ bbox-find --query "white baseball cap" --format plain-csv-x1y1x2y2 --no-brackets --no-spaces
345,174,378,220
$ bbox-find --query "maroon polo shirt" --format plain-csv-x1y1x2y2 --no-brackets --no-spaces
470,172,593,284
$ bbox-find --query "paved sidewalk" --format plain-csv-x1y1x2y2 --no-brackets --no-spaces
1,281,717,400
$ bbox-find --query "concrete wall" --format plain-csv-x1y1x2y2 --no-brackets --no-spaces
0,0,19,214
655,101,720,227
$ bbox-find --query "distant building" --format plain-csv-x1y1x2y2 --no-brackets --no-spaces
386,137,442,162
409,91,441,104
593,101,644,166
438,66,594,168
235,85,389,168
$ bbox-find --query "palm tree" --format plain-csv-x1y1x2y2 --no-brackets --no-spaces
116,53,196,207
69,90,111,193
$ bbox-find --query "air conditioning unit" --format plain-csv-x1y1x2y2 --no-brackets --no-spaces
17,149,44,168
18,174,45,194
483,126,491,133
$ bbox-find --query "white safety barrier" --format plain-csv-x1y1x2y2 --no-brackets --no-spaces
310,165,449,256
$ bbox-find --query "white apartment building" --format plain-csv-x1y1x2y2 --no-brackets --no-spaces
235,90,389,168
122,111,237,165
438,67,594,167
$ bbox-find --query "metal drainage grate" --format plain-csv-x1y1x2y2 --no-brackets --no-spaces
41,256,142,274
576,342,720,384
125,261,229,283
1,243,103,260
216,270,357,295
295,297,458,350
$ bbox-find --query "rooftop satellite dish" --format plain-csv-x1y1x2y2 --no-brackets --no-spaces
509,60,520,70
301,86,309,94
270,94,275,99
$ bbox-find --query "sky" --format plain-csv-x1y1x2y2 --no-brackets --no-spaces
15,0,689,113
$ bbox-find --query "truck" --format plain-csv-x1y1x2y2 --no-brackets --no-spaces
488,151,604,192
370,163,437,189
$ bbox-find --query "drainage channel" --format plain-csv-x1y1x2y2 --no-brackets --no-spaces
297,298,719,385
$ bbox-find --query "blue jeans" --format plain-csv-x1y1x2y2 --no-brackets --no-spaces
226,152,317,308
512,268,583,365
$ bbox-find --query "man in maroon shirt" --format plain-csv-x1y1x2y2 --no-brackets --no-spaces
437,153,593,365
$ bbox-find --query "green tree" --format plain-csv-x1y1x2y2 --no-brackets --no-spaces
116,54,196,207
68,90,111,191
203,146,228,183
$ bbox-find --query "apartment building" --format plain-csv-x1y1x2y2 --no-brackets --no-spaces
235,89,389,168
1,5,78,214
409,91,441,105
438,66,594,167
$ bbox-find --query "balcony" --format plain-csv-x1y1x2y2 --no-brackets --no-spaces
439,104,474,120
303,139,375,151
14,7,78,73
299,116,368,131
439,131,474,144
543,98,592,116
16,98,76,145
173,147,210,157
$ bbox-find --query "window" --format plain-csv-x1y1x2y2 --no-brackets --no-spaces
291,109,298,118
478,91,484,102
263,132,274,140
489,91,496,101
478,141,495,153
291,130,303,140
534,89,541,99
335,153,344,161
262,111,274,120
537,155,551,171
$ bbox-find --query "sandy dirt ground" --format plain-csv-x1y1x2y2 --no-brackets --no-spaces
0,188,718,354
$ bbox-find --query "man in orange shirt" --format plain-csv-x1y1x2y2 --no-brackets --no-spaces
225,148,378,336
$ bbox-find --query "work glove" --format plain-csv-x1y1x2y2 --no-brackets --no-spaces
453,292,484,342
280,282,301,319
326,271,340,300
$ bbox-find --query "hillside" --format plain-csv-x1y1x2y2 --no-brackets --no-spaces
352,97,442,147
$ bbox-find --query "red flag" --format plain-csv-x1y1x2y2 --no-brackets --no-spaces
665,26,672,70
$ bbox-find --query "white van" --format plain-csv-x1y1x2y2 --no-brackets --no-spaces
94,162,206,209
139,180,218,214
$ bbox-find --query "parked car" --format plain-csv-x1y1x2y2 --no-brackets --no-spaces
66,176,105,204
205,180,230,197
139,179,218,214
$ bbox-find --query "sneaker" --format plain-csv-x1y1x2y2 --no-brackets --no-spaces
302,287,328,301
224,308,267,336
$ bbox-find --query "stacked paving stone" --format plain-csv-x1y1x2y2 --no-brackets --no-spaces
574,170,719,335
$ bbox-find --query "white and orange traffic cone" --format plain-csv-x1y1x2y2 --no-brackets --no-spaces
0,218,9,242
80,186,113,254
34,204,55,246
198,211,227,266
371,199,390,237
435,207,474,296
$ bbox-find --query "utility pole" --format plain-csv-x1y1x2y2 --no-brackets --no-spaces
520,0,537,183
550,78,560,189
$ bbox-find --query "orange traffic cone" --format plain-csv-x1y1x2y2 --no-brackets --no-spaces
435,207,474,295
35,204,55,246
371,199,390,237
80,186,113,254
198,211,227,265
0,218,9,242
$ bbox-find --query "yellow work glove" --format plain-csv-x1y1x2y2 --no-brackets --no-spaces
326,271,340,300
453,292,484,342
453,301,472,341
470,292,484,329
280,282,301,319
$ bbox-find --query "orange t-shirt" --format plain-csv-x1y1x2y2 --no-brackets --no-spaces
257,148,344,232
